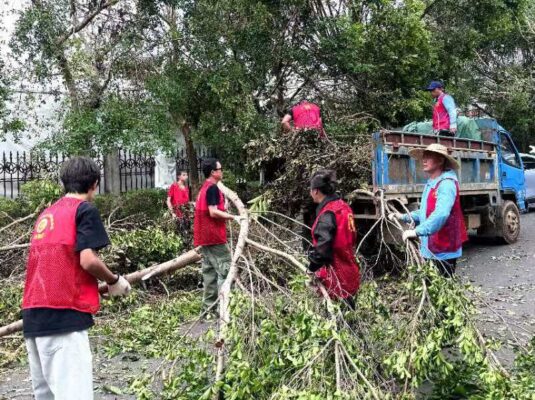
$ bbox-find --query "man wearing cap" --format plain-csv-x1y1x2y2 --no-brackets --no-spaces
426,81,458,136
389,144,468,276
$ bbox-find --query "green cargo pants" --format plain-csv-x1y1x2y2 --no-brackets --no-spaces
200,244,231,314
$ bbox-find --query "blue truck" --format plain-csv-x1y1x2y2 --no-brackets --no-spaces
352,118,525,244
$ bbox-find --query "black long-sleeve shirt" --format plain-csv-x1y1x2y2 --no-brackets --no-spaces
308,195,339,272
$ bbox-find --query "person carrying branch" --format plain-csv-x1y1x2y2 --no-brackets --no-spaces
22,157,131,400
389,144,468,277
307,170,360,308
425,80,458,136
194,158,244,319
281,99,326,138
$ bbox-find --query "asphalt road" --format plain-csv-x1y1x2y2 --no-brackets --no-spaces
458,211,535,364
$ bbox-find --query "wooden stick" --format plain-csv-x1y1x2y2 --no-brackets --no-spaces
0,320,23,337
0,243,30,252
0,248,202,338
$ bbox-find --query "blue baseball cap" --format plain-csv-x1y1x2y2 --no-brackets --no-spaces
425,81,444,91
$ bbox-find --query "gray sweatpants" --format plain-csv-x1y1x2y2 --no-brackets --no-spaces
25,330,93,400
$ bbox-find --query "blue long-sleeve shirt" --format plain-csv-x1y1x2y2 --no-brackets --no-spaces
440,94,457,129
402,170,462,260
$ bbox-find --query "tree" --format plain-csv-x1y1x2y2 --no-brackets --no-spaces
9,0,175,192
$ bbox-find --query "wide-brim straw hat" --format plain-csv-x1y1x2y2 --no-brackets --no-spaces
408,143,460,170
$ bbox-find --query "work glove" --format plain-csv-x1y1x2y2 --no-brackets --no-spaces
402,230,418,242
388,212,403,222
108,275,131,297
233,215,246,224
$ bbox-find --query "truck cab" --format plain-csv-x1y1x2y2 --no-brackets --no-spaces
353,118,525,244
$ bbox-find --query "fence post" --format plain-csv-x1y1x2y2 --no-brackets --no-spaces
103,149,121,195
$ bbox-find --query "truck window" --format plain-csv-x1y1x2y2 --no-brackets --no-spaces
521,156,535,170
500,133,521,168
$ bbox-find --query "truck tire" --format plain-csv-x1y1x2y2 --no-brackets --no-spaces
498,200,521,244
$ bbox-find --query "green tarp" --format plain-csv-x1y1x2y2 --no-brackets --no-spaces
402,116,482,140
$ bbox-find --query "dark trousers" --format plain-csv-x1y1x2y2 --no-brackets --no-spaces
432,258,457,277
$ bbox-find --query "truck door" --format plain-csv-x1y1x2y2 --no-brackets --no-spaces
498,131,526,210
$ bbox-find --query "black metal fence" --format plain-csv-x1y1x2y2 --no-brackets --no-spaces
0,148,212,199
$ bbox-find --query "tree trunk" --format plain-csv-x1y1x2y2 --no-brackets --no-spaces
103,149,121,194
181,122,200,192
170,110,199,192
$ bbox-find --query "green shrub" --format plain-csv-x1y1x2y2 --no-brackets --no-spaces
110,227,183,272
20,179,62,210
0,197,29,225
94,188,167,220
120,189,167,220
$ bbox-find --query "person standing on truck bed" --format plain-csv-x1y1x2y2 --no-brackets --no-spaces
281,99,326,138
307,170,360,308
388,144,468,277
426,81,458,136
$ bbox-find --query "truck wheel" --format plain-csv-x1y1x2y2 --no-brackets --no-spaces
498,201,521,244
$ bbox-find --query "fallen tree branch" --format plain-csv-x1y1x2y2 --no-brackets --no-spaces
214,182,249,390
0,248,202,338
0,212,37,235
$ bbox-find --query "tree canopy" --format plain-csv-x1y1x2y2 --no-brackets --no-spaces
1,0,534,165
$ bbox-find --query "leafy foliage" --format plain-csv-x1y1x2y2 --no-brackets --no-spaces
20,179,62,210
109,227,183,272
94,188,167,221
97,291,202,359
103,259,535,399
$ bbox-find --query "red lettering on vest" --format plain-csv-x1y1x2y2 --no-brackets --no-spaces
292,102,325,136
311,199,360,299
426,178,468,253
432,94,451,131
23,197,100,314
194,180,227,246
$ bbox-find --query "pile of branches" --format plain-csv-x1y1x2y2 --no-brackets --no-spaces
123,187,528,399
2,184,533,399
246,130,372,216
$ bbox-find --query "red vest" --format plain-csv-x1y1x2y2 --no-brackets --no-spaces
193,180,227,246
426,178,468,253
432,94,450,130
292,102,324,136
311,199,360,299
168,182,190,218
23,197,100,314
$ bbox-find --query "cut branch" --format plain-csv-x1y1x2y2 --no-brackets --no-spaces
0,248,202,338
214,182,249,388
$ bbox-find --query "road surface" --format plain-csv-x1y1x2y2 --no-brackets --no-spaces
459,211,535,364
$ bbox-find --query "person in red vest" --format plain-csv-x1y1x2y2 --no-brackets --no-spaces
426,81,458,136
193,158,244,318
166,170,190,220
389,143,468,276
22,157,131,400
281,99,325,137
307,170,360,308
